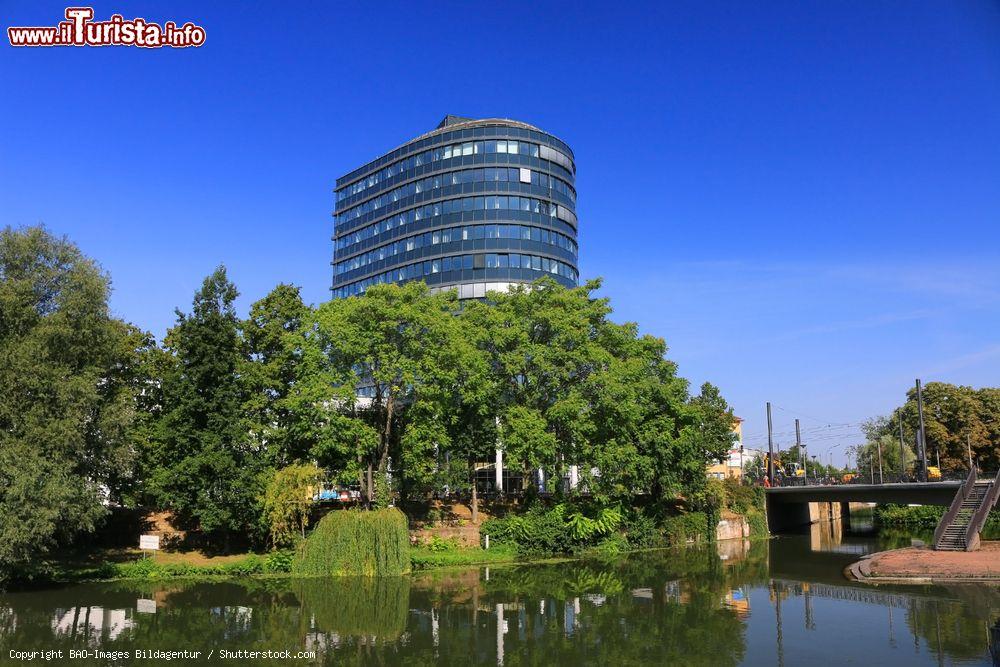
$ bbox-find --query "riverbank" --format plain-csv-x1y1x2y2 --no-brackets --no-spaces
32,529,763,586
847,541,1000,584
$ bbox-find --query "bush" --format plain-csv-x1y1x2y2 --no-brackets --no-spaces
481,505,575,558
482,502,725,556
580,534,630,559
662,512,710,546
722,478,763,515
721,479,768,538
263,549,294,573
292,508,410,576
420,536,461,552
622,507,662,549
874,504,944,528
410,543,516,570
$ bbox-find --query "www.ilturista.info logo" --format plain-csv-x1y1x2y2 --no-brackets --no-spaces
8,7,206,48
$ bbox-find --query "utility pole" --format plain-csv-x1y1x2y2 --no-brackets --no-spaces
767,402,775,486
795,419,803,484
876,436,883,484
898,412,906,481
916,379,928,482
967,434,974,471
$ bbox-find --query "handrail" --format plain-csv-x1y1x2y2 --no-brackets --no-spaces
934,467,976,548
964,468,1000,550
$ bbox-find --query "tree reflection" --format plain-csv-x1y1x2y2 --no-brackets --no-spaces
0,541,997,666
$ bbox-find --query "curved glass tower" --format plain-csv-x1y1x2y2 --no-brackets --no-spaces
332,116,578,300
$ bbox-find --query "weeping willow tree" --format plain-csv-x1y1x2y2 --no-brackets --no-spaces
292,508,410,576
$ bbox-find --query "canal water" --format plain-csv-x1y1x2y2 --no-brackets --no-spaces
1,519,998,665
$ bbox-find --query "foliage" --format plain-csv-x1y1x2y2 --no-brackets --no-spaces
418,536,462,552
410,542,517,570
109,550,294,579
561,504,624,541
300,282,472,502
240,283,312,465
868,382,1000,470
579,533,631,559
263,463,322,548
481,500,714,556
661,512,711,546
692,478,726,537
0,226,152,586
873,503,945,528
145,267,266,546
464,279,737,504
622,507,661,548
482,505,576,558
855,432,916,477
292,508,410,576
294,576,410,640
3,226,740,566
721,478,768,538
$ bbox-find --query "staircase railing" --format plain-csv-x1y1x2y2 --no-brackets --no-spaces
964,468,1000,551
934,467,976,548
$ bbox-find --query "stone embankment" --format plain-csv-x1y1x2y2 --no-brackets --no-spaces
847,542,1000,584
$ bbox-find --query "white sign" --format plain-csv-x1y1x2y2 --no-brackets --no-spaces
136,599,156,614
139,534,160,551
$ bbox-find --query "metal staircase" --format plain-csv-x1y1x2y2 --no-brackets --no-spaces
934,468,1000,551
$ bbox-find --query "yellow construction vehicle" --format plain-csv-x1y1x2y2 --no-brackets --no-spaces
763,454,806,479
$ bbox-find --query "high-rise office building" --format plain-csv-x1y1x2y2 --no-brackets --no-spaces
332,116,578,299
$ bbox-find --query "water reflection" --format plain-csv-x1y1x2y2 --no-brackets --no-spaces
0,526,998,665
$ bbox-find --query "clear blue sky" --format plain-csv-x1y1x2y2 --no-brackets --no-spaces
3,1,1000,463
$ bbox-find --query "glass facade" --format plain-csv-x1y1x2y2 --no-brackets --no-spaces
332,117,578,299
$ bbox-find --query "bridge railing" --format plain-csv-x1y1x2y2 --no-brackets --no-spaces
933,467,976,547
964,467,1000,551
766,469,972,488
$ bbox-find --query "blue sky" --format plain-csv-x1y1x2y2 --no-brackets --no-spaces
3,1,999,463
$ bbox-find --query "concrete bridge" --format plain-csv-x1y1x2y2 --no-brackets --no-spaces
764,481,961,532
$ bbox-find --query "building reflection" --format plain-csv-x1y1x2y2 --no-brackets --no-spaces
51,606,134,644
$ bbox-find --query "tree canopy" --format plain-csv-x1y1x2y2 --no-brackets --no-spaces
866,382,1000,472
0,226,146,582
1,225,740,574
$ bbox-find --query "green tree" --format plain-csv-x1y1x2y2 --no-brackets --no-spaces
263,462,322,547
304,282,467,506
0,226,144,583
869,382,1000,471
467,278,735,503
147,267,264,546
240,283,311,465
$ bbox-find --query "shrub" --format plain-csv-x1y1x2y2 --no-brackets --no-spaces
722,478,764,515
263,549,294,573
580,534,630,559
622,507,662,549
263,463,322,548
422,536,461,552
410,543,516,570
874,504,944,528
292,508,410,576
481,505,574,558
662,512,710,546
